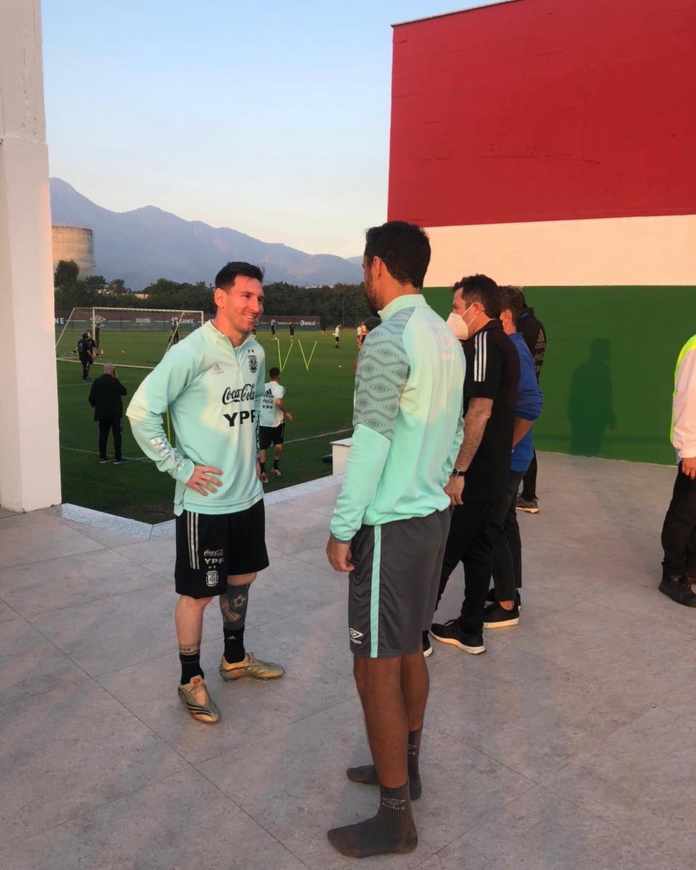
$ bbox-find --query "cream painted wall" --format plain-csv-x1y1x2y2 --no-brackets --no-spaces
425,214,696,287
0,1,61,511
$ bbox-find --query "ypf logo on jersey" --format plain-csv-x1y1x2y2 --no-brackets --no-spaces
205,569,219,588
248,351,258,373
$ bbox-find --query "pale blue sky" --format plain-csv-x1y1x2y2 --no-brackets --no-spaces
43,1,487,256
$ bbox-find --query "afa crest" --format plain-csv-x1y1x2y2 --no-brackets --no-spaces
248,351,258,373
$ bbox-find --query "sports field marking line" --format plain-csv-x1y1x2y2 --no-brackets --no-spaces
57,357,155,371
296,338,319,371
61,428,351,461
60,445,149,462
284,427,352,445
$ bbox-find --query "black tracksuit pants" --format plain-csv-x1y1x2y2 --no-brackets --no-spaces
491,470,524,601
437,496,503,635
661,464,696,579
98,416,122,461
521,450,537,501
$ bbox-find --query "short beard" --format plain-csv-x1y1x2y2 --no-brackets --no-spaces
363,283,379,316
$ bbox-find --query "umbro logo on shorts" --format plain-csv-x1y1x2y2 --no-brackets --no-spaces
349,627,364,644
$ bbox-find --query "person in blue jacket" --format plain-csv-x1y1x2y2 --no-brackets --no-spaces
485,286,543,628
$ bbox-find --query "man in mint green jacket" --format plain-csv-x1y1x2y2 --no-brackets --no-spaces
127,262,284,727
326,222,465,859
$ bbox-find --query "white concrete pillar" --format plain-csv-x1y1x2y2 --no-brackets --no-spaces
0,0,61,511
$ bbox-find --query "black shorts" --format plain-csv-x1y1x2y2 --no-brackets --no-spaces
175,499,269,598
348,509,451,658
259,424,285,449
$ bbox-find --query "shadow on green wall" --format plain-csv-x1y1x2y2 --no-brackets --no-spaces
424,285,694,466
568,338,615,456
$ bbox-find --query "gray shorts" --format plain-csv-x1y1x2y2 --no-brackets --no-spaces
348,509,451,658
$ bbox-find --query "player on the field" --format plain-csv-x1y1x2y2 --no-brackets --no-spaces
169,318,181,346
127,261,284,726
258,367,293,482
333,324,341,349
270,318,277,338
76,331,97,381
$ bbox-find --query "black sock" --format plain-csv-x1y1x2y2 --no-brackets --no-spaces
346,730,423,800
179,645,203,685
220,582,250,663
224,627,245,663
328,782,416,858
272,459,279,470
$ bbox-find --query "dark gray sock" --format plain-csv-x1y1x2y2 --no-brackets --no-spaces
327,782,417,858
346,729,423,800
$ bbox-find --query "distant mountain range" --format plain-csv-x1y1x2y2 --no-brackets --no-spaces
50,178,362,291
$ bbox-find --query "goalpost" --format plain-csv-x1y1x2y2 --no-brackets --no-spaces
55,306,206,365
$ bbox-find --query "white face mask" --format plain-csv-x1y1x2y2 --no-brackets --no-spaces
446,311,469,341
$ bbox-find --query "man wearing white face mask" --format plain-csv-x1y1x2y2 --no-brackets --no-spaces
430,275,519,655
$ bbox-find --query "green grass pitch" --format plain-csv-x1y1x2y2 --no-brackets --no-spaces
58,328,358,522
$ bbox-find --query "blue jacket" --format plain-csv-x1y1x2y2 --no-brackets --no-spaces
510,332,543,473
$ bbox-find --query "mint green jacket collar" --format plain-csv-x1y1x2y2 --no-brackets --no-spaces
379,292,426,321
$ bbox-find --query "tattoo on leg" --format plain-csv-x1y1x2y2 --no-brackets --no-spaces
179,644,200,656
220,584,250,627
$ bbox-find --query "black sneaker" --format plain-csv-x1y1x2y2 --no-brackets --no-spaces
516,496,539,514
484,601,520,629
422,631,432,658
659,575,696,607
430,619,486,655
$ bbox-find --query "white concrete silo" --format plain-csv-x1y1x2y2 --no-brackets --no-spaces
52,225,96,277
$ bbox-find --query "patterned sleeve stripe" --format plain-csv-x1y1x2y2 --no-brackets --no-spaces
353,315,411,441
474,331,488,382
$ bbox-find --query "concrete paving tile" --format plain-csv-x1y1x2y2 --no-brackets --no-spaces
98,603,355,764
249,555,347,626
0,617,93,701
197,700,441,870
150,518,175,539
420,844,490,870
430,785,675,870
111,536,178,572
0,512,105,568
0,598,16,622
0,547,167,618
59,503,154,547
424,646,649,782
31,584,177,677
0,768,306,870
268,519,333,559
0,680,186,841
546,694,696,827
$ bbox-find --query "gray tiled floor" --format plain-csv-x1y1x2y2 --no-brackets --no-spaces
0,453,691,869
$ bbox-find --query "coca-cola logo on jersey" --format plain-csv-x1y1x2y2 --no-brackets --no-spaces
222,384,256,404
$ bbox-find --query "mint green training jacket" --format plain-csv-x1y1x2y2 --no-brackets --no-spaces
126,321,265,516
330,293,465,542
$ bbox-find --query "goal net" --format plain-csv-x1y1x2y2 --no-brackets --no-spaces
55,307,206,369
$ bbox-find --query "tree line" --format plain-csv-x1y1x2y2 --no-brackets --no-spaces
54,260,371,327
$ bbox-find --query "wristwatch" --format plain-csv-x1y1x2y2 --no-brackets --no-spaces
450,469,466,477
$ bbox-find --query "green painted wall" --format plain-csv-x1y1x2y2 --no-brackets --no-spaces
425,286,696,465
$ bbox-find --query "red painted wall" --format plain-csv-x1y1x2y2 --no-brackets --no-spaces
388,0,696,227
